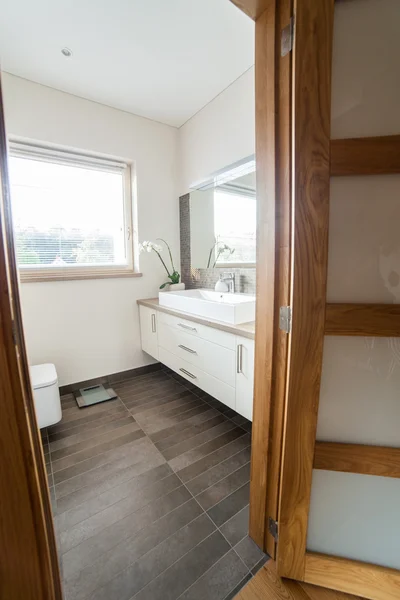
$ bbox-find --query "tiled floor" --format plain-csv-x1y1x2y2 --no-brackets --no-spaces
42,367,269,600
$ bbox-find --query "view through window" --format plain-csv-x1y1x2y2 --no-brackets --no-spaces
9,145,132,279
213,189,256,265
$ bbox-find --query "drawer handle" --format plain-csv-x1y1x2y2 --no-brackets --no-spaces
178,344,197,355
237,344,243,374
178,323,197,332
179,368,197,380
151,313,156,333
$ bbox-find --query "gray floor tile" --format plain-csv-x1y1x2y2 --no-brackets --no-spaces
155,414,226,452
127,390,194,415
161,419,236,461
196,463,251,511
132,530,230,600
92,513,216,600
65,499,203,600
178,549,249,600
60,473,181,553
233,535,267,570
172,429,250,474
48,406,127,440
56,447,166,514
220,505,249,547
207,482,250,527
49,403,127,435
56,463,171,532
149,408,219,443
141,403,212,435
55,437,158,499
49,414,136,452
223,573,252,600
51,419,138,461
62,485,192,580
53,430,146,484
47,371,257,599
185,446,251,496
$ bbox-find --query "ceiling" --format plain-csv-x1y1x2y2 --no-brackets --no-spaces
0,0,254,127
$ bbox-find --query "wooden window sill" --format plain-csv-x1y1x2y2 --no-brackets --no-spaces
19,271,143,283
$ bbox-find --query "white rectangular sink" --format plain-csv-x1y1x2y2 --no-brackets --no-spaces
158,289,256,325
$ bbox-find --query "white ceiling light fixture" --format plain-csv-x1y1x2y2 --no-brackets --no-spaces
61,47,73,57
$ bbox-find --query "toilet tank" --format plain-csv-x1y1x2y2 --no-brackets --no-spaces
30,364,62,429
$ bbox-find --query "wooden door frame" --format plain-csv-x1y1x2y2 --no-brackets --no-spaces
272,2,400,599
0,76,62,598
230,0,292,556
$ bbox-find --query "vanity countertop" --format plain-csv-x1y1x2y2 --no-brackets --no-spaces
137,298,255,340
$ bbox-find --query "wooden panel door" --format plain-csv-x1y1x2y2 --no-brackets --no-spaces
0,75,62,597
276,1,400,599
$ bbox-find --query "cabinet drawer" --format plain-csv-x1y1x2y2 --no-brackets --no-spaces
158,347,236,410
158,322,235,387
158,311,235,350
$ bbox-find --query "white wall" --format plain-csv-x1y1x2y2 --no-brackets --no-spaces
3,73,179,386
178,67,255,194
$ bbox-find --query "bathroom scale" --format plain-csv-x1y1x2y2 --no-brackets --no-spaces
74,384,118,408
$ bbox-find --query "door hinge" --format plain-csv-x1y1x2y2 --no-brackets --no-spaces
279,306,292,333
281,16,294,57
268,517,278,542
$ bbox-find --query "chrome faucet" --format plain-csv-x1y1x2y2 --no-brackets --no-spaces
219,272,235,293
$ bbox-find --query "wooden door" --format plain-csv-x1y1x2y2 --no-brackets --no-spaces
277,1,400,599
0,75,62,598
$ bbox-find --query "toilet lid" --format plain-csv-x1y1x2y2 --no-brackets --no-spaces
30,364,58,390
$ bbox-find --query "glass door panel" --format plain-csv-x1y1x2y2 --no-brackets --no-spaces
307,470,400,570
317,336,400,446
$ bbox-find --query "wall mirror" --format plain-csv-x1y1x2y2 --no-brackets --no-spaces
189,158,256,269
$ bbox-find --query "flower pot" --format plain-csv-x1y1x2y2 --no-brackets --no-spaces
165,283,185,292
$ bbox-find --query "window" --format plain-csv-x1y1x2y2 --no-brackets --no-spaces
8,142,135,281
213,188,256,266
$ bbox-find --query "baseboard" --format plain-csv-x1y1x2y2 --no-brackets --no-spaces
59,362,162,395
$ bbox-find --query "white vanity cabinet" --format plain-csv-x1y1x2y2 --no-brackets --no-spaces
139,305,158,360
138,304,255,421
235,336,255,421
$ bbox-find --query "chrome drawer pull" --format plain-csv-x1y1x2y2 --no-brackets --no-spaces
151,313,156,333
178,323,197,332
237,344,243,374
178,344,197,355
179,368,197,380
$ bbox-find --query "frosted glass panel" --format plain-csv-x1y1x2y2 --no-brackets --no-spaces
307,470,400,570
332,0,400,138
317,337,400,446
327,175,400,303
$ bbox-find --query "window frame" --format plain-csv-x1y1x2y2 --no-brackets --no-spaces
8,141,139,283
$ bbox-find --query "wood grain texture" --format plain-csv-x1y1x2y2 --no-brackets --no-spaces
314,442,400,478
229,0,271,20
305,553,400,600
250,0,276,550
0,77,62,598
277,0,334,581
325,304,400,337
236,560,365,600
263,0,293,559
331,135,400,176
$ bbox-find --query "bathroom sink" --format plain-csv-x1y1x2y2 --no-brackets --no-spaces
158,289,256,325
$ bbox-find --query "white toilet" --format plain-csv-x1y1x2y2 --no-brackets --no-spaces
30,363,62,429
